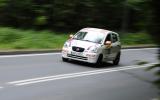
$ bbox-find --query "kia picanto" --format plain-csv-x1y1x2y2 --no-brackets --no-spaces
62,28,121,65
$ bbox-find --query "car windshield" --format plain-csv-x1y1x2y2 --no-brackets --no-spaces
73,31,105,44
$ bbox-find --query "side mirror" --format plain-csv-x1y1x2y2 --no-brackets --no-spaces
69,34,74,39
105,41,112,48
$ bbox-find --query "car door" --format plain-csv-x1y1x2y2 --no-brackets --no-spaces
111,33,121,59
102,33,113,61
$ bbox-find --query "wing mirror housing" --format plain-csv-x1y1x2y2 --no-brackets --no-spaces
69,34,74,39
105,41,112,48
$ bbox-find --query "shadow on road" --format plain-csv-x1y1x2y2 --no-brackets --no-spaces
62,59,119,68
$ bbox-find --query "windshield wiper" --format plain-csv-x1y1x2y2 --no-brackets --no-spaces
84,40,101,44
83,40,99,43
83,39,92,42
73,38,80,40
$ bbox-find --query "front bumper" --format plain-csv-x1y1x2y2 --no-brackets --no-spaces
62,48,99,63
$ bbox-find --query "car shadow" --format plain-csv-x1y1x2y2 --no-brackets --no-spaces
63,59,119,69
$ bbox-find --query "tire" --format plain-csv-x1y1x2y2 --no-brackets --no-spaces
62,57,68,62
95,54,103,66
113,52,120,65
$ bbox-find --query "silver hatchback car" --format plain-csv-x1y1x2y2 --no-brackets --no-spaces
62,28,121,65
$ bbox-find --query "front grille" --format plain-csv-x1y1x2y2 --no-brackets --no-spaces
72,46,85,52
67,54,88,60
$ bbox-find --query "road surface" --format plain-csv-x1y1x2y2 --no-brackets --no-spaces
0,48,159,100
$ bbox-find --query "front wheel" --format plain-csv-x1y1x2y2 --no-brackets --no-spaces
95,54,103,66
113,52,120,65
62,57,68,62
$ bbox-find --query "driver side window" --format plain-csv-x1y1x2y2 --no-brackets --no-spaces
104,34,111,44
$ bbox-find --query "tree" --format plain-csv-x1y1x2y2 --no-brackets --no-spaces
148,0,160,90
0,0,155,32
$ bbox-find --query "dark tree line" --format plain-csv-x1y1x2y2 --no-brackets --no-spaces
148,0,160,90
0,0,149,32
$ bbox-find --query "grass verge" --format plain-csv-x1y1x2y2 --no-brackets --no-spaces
120,32,155,45
0,27,155,50
0,27,68,50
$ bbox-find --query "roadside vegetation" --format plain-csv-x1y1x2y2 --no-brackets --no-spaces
120,32,155,45
0,27,154,50
0,27,67,50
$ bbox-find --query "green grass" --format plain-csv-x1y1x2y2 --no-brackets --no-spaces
0,27,155,50
120,32,154,45
0,27,68,50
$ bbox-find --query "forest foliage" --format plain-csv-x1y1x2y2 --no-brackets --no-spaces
0,0,149,32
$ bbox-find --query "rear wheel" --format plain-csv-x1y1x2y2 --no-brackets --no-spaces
62,57,68,62
113,52,120,65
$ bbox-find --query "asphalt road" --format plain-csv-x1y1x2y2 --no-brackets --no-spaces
0,48,159,100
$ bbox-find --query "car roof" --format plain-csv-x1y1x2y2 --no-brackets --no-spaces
79,28,114,35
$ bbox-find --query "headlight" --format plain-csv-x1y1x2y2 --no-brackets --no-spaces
87,46,98,53
63,42,69,48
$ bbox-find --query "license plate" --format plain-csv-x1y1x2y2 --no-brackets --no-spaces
71,51,83,56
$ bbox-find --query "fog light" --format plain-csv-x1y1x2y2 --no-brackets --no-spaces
62,49,68,54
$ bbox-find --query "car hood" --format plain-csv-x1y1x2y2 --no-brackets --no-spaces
69,39,100,50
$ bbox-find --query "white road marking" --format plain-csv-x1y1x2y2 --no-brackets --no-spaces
0,48,157,58
122,48,158,51
152,98,159,100
0,53,60,58
8,63,156,86
0,87,4,89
